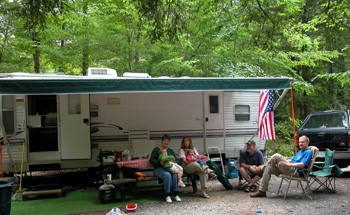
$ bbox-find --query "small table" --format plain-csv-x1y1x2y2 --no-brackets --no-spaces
107,159,154,201
116,158,153,179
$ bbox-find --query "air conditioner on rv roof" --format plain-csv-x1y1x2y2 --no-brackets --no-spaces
86,67,117,77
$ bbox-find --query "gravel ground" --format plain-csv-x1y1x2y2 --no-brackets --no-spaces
69,171,350,215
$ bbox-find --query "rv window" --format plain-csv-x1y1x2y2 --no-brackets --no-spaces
1,95,15,134
209,95,219,113
28,95,57,115
235,105,250,121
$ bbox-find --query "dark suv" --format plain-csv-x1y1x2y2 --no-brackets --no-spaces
297,110,350,167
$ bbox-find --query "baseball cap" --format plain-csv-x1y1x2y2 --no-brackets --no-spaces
246,140,256,146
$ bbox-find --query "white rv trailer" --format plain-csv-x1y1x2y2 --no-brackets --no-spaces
0,73,292,173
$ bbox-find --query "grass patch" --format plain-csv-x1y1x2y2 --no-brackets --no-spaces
11,186,164,215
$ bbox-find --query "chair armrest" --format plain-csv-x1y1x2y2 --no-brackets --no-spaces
314,161,325,165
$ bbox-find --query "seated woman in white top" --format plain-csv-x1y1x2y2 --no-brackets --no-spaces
178,136,211,198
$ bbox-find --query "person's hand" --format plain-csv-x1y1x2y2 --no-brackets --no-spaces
250,165,258,171
250,165,263,176
201,155,209,161
278,161,289,167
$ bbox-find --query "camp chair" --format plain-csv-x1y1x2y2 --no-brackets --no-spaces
309,148,342,193
277,146,319,199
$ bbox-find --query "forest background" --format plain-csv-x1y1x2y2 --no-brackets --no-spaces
1,0,350,154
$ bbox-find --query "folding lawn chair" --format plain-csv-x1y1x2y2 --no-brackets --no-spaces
277,146,319,199
309,148,343,193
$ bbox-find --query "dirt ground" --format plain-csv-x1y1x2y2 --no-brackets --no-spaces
68,171,350,215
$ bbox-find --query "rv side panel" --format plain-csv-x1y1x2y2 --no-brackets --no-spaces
90,92,205,155
223,91,264,157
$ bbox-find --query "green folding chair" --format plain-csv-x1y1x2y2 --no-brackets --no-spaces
309,148,342,193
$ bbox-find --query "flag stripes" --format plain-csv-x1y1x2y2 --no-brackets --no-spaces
258,90,275,140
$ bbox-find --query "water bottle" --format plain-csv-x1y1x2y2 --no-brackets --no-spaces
106,207,121,215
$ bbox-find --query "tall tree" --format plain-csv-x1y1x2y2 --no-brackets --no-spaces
20,0,63,73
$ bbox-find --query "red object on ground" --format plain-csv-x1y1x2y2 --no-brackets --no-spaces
126,203,137,212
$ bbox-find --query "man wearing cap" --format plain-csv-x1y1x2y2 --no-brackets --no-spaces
239,140,265,192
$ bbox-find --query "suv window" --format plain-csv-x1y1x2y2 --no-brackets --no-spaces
302,112,347,129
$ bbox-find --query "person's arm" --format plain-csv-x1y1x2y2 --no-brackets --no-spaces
162,154,176,162
167,148,176,157
241,162,251,170
279,150,312,168
278,161,305,169
178,149,189,165
257,150,265,166
149,147,161,166
239,151,251,169
193,147,209,161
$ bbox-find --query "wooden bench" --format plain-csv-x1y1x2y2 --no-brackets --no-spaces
22,189,63,200
135,173,198,193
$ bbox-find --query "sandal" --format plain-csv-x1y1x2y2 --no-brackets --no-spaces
209,173,217,179
202,193,210,198
250,185,257,192
245,186,251,192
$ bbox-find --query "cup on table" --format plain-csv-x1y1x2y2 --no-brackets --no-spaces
107,174,112,181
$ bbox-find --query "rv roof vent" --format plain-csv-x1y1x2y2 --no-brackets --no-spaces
86,67,117,77
122,72,151,78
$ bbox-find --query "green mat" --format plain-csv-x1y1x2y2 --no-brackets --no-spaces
11,186,163,215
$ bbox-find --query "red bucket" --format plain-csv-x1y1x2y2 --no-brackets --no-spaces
126,203,137,213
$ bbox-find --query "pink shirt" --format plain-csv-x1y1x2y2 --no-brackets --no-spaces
178,147,199,167
186,154,202,162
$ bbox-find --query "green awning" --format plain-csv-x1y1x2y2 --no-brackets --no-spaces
0,75,292,95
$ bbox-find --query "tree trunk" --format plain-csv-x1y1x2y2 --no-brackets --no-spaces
81,3,89,75
82,44,89,75
32,32,41,73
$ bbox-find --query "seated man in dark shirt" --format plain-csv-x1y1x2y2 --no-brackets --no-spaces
239,140,265,192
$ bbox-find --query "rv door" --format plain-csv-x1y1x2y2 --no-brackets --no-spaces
203,92,224,150
59,94,91,159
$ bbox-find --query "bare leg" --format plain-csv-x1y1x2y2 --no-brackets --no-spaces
175,169,183,182
251,175,261,186
239,167,253,185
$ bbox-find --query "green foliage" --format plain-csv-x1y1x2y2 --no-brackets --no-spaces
265,117,301,157
313,71,350,87
265,139,294,157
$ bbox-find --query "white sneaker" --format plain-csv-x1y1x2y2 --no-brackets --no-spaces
174,195,181,202
178,180,186,188
165,196,172,203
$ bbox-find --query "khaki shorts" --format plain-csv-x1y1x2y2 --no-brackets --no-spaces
247,169,262,177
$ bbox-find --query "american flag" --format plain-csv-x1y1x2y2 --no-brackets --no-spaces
258,90,275,140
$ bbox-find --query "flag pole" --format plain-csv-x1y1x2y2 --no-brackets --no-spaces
290,85,298,154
